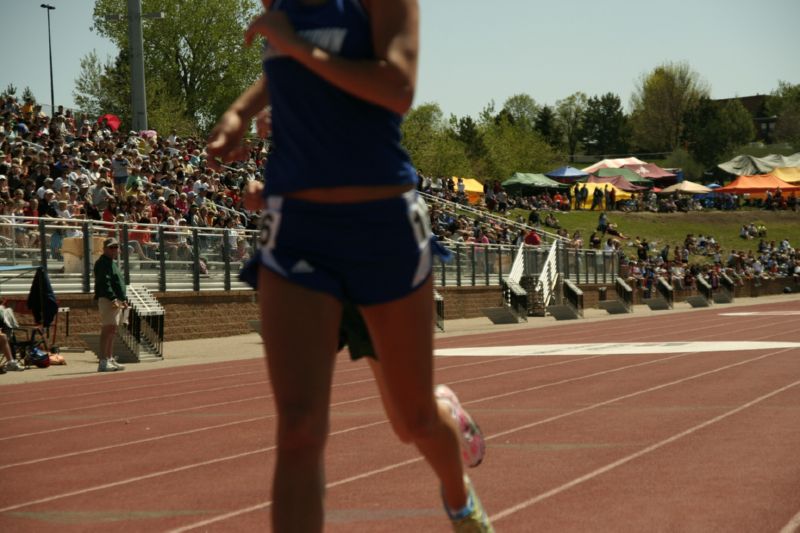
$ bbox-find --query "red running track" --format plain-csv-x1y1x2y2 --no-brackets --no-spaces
1,299,800,532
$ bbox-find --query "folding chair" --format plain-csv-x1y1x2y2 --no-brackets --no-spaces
1,300,53,368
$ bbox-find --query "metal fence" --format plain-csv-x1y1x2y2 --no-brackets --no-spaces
0,216,621,295
432,241,620,288
0,216,258,295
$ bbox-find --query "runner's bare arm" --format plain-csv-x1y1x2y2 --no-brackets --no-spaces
207,75,270,170
245,0,418,115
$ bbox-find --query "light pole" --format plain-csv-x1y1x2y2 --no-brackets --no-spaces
107,0,164,131
41,4,55,118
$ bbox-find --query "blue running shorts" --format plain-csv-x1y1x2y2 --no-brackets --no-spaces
241,190,433,306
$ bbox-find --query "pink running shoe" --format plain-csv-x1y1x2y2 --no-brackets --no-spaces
435,384,486,467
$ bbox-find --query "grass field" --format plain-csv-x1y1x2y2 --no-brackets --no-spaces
509,208,799,260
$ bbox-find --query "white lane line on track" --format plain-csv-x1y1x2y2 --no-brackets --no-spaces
5,323,795,518
0,378,265,424
780,509,800,533
0,355,591,466
0,355,370,407
486,348,792,441
490,378,800,523
160,347,796,532
165,457,424,533
0,358,508,443
1,350,686,466
720,311,800,316
0,373,266,421
0,418,389,514
436,341,800,357
4,337,794,512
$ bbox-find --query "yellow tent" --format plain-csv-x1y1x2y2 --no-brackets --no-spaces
773,167,800,184
455,177,485,205
571,182,631,210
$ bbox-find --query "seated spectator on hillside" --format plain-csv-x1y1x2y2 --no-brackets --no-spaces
606,223,627,239
527,208,540,226
544,212,560,229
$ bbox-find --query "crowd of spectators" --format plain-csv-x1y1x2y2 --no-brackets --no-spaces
624,232,798,297
4,96,797,288
0,96,261,262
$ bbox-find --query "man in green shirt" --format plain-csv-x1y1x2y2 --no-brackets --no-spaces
93,238,127,372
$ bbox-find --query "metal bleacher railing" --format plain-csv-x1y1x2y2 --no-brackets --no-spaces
0,211,621,296
419,190,565,245
0,215,256,295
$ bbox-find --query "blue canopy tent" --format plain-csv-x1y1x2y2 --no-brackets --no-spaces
545,166,589,183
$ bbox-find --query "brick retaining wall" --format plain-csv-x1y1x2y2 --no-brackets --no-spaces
37,291,259,350
33,277,797,350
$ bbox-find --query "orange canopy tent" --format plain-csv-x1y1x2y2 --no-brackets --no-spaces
714,173,800,199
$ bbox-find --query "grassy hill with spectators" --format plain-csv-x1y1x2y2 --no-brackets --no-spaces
511,208,798,259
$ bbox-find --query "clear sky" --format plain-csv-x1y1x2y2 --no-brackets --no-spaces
1,0,799,119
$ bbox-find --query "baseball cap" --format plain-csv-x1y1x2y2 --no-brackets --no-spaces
103,238,119,248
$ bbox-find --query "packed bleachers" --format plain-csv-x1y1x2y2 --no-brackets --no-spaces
1,96,259,248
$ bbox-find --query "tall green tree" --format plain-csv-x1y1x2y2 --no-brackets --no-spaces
2,84,18,99
22,87,36,104
630,61,709,152
451,115,488,162
555,92,588,161
581,92,629,156
74,50,131,122
401,103,471,178
480,113,557,182
500,93,540,133
684,98,755,169
767,81,800,147
86,0,261,131
75,49,199,135
534,105,562,149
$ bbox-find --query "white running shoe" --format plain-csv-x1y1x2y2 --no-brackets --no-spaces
436,384,486,468
5,360,24,372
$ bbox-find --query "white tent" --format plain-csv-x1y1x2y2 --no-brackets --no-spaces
659,180,712,194
582,157,647,174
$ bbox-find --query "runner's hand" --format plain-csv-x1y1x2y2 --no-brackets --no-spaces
206,110,251,171
244,180,264,212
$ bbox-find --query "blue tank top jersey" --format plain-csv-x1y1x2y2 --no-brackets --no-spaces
262,0,417,195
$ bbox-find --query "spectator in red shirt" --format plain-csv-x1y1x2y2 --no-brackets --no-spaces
524,228,541,246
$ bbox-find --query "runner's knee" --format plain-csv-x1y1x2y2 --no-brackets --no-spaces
391,403,439,444
276,408,329,457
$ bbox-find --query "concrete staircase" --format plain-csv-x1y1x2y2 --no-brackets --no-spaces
686,295,712,308
482,306,525,324
644,297,672,311
713,289,734,304
546,303,582,320
599,299,632,314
